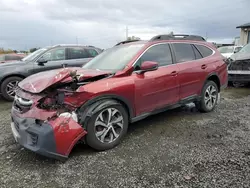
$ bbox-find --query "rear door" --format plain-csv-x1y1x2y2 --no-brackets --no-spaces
171,43,205,100
132,43,180,115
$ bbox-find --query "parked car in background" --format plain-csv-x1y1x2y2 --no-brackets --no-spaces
0,54,25,63
0,44,102,101
10,34,227,160
226,43,250,87
217,45,243,58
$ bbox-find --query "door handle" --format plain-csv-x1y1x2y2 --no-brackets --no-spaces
62,63,68,68
170,71,178,76
201,64,207,69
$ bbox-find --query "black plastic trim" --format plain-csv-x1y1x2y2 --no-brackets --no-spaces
149,34,206,42
79,94,134,119
131,95,200,123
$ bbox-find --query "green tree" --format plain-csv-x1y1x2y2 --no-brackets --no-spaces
30,48,37,53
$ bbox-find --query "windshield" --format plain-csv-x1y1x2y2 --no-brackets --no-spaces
237,43,250,54
82,43,145,71
22,48,47,62
218,46,234,53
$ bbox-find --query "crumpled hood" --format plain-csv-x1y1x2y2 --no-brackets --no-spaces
18,67,112,93
230,52,250,61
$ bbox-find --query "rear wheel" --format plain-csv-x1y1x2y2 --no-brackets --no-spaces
84,100,128,151
196,81,218,113
1,76,23,101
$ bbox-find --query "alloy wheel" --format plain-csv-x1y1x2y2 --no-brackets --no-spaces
94,108,124,143
204,85,217,110
6,81,19,97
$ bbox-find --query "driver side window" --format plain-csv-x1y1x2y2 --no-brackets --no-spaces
39,48,66,62
134,43,173,70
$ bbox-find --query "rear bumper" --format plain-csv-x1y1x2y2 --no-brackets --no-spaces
11,113,68,160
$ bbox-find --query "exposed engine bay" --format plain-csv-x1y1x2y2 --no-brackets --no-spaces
227,59,250,71
37,70,114,112
227,58,250,87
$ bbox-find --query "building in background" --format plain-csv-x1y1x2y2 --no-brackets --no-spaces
236,22,250,45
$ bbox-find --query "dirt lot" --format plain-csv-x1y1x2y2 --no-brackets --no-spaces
0,88,250,188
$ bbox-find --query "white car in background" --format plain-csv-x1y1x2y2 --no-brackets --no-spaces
217,46,243,58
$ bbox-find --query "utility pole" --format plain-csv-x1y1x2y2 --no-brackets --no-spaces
76,36,78,45
126,26,128,40
205,32,208,41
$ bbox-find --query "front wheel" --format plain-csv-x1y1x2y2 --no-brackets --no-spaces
195,81,219,113
1,76,23,101
84,100,128,151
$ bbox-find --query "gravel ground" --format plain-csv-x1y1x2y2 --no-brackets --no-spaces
0,87,250,188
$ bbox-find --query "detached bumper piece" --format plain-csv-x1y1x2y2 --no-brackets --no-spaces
11,115,67,160
11,108,87,160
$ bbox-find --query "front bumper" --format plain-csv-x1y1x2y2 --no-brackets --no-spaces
228,70,250,82
11,113,68,160
11,107,87,160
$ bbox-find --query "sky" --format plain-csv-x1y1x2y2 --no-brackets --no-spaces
0,0,249,50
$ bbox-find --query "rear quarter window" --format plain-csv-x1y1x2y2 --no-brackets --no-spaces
195,44,213,57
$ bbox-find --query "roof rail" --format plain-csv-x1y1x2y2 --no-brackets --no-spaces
149,34,206,42
115,39,141,46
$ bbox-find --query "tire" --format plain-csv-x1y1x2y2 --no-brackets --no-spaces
0,76,23,101
84,100,128,151
195,80,219,113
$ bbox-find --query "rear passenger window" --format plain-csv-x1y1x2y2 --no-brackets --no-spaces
195,44,213,57
192,45,202,60
135,43,173,69
86,49,98,57
5,55,18,61
172,43,195,63
68,48,91,59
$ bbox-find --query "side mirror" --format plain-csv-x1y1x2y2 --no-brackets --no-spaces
37,58,48,65
136,61,158,74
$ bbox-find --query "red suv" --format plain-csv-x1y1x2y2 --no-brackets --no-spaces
11,34,228,160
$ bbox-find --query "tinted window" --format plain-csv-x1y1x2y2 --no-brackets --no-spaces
192,45,202,59
0,55,5,61
40,48,66,61
5,55,21,61
86,49,98,57
68,48,91,59
135,44,173,69
195,44,213,57
173,43,195,63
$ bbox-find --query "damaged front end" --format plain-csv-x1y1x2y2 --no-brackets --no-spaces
10,68,113,160
227,56,250,87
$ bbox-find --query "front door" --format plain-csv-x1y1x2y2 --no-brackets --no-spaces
32,47,67,75
132,43,179,116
